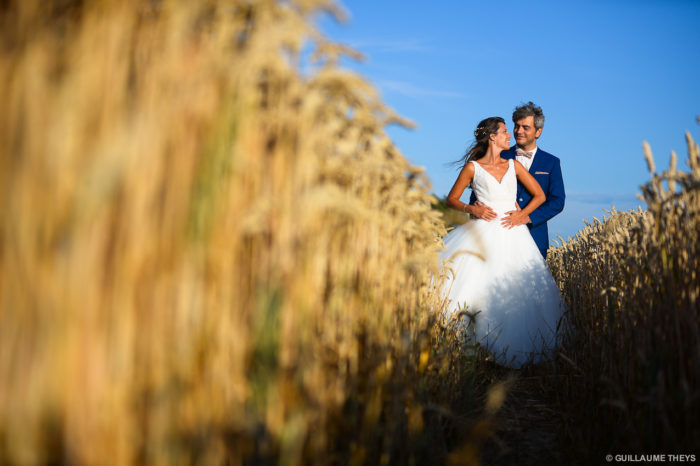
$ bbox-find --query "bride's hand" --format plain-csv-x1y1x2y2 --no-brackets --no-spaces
501,209,531,229
473,200,497,221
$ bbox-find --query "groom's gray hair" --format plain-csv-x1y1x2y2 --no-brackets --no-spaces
513,101,545,130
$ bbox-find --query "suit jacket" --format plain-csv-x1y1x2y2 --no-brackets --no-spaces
469,146,565,257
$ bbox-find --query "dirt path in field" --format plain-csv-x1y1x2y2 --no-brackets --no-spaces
479,368,565,466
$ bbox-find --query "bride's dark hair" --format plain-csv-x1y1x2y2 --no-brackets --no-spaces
452,116,505,168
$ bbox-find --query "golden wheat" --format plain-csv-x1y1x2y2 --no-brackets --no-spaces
547,128,700,459
0,1,504,464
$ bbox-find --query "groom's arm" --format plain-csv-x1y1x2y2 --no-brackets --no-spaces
528,159,565,227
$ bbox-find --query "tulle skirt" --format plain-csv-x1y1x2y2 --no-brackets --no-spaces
439,218,565,368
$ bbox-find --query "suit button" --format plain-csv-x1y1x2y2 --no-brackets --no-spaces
519,198,523,202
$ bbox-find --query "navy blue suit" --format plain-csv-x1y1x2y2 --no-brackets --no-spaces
469,147,565,259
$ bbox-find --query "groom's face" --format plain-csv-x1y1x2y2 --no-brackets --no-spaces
513,116,542,149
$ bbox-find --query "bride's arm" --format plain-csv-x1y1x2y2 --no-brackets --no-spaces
446,163,497,220
502,161,545,228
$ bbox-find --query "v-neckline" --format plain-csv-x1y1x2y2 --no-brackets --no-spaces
474,160,511,184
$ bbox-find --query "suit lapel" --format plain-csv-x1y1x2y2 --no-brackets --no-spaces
528,149,544,174
502,147,517,160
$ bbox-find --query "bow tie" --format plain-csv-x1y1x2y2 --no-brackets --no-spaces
516,148,535,158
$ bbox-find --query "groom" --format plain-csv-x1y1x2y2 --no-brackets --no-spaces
471,102,565,259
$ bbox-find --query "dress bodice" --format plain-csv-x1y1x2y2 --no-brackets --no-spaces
470,159,518,216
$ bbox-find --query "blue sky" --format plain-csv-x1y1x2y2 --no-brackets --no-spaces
315,0,700,242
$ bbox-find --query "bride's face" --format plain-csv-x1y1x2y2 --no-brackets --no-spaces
491,123,511,151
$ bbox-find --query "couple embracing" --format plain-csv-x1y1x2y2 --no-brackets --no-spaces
440,102,566,368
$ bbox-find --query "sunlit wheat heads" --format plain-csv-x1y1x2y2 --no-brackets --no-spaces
0,1,496,464
547,126,700,457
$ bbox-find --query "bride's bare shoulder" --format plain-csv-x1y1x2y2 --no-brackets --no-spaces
460,161,476,177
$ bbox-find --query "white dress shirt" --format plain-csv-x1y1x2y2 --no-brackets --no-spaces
516,146,537,172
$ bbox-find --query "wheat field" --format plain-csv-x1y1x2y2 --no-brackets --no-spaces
2,1,698,464
0,1,505,464
547,128,700,460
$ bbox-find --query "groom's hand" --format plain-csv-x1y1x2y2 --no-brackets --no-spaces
502,210,531,229
473,200,497,221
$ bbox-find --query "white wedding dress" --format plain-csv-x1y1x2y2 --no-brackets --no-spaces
439,159,564,368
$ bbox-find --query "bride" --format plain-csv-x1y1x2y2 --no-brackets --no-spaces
440,116,564,368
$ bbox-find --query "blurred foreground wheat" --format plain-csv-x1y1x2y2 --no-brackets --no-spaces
0,1,497,464
547,126,700,458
